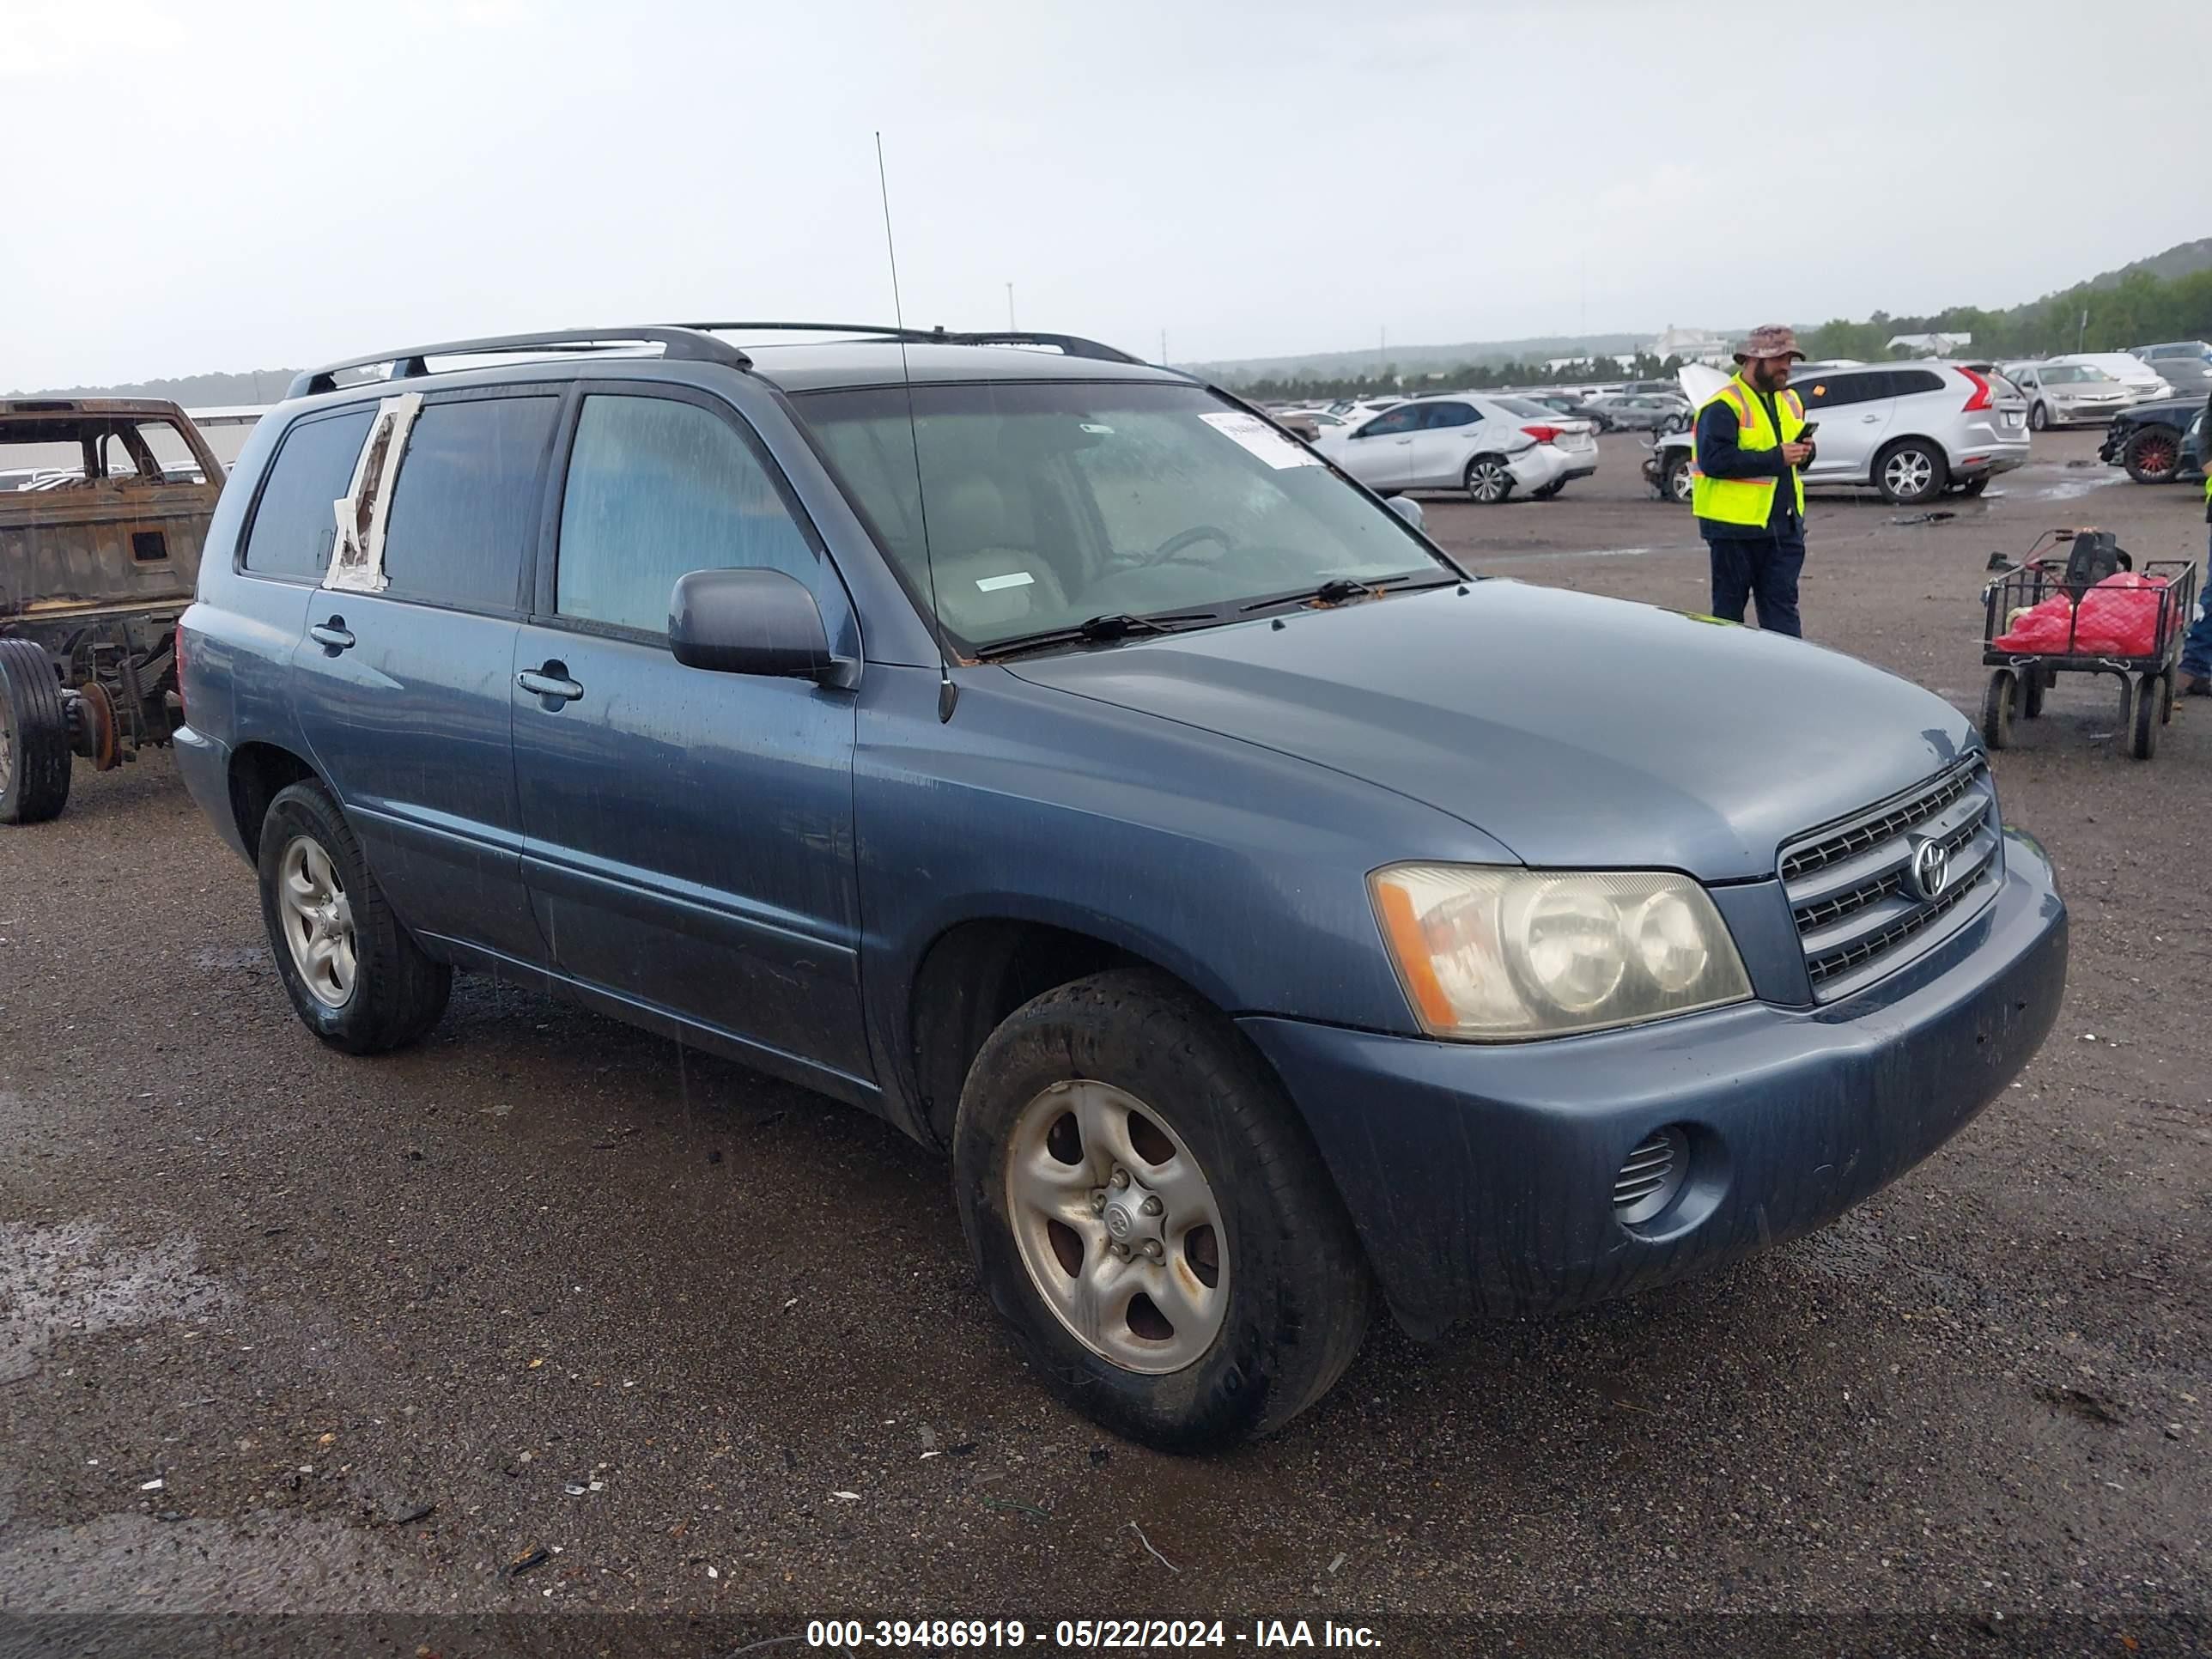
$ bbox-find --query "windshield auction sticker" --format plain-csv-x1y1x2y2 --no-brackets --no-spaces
1198,410,1322,468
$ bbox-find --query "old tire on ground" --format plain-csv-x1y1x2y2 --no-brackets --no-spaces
1981,668,2016,750
952,969,1372,1452
2131,673,2161,760
0,637,73,825
1876,438,1949,506
257,780,451,1054
1663,451,1694,505
2124,427,2182,485
1464,456,1514,505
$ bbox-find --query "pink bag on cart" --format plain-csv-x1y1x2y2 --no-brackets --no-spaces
2072,571,2170,658
1993,592,2076,653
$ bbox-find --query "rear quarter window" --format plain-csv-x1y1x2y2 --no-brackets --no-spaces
379,395,558,612
241,408,376,579
1890,369,1947,398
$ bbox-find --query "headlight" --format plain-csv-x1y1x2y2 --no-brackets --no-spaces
1370,865,1753,1041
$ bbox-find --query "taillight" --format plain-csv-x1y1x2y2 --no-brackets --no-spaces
172,625,187,724
1522,424,1564,445
1960,368,1993,412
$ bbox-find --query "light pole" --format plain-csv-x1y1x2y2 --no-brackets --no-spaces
1006,283,1017,331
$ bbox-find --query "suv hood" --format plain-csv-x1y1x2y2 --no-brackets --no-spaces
1007,582,1977,882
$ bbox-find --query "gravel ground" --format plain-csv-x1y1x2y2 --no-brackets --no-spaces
0,428,2206,1656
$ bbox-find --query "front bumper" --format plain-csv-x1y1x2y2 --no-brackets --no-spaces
1240,830,2067,1339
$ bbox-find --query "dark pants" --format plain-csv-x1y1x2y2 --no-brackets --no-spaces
1706,527,1806,637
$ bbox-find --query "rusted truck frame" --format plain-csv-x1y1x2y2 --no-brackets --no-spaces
0,398,224,823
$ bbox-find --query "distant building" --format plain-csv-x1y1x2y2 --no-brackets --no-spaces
1887,331,1972,357
1648,325,1735,367
1545,354,1632,374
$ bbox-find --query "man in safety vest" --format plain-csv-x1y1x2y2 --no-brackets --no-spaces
1692,324,1816,636
2182,390,2212,697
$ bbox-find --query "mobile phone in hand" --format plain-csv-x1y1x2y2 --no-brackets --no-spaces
1797,421,1820,441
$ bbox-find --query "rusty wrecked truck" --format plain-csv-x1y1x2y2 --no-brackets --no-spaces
0,398,226,823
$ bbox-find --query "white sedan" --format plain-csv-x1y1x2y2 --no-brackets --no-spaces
1316,393,1599,503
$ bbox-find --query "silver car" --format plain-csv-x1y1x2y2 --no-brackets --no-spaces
1317,392,1601,502
2002,361,2133,430
1645,361,2029,507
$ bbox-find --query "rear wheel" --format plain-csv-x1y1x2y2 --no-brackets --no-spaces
2123,427,2182,484
0,638,72,826
1981,668,2016,750
257,781,451,1053
1531,480,1565,501
1464,456,1514,505
1876,439,1948,506
952,969,1372,1451
1958,476,1990,498
2021,665,2047,720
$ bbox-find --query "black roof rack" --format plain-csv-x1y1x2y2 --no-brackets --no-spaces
684,322,1152,367
284,325,753,400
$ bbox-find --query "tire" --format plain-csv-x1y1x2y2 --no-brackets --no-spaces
1531,480,1565,501
2029,401,2050,432
256,781,451,1053
2123,427,2182,485
1981,668,2015,750
1876,439,1948,506
951,969,1372,1452
1663,452,1694,505
2160,667,2177,726
0,637,72,825
1464,456,1514,505
1958,477,1990,498
2021,665,2046,720
2131,673,2161,760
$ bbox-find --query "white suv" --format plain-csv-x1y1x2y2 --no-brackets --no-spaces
1645,362,2030,507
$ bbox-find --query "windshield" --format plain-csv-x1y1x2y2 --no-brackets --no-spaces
2039,364,2112,384
799,380,1456,651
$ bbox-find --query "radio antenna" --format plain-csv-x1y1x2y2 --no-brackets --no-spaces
875,131,956,723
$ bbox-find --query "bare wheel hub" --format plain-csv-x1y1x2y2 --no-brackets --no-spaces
1005,1079,1229,1374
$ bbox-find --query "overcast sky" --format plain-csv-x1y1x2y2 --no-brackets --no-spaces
7,0,2209,390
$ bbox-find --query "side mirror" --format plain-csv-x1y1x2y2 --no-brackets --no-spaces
1388,496,1426,531
670,567,839,682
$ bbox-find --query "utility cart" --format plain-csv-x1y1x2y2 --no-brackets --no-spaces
1981,528,2198,761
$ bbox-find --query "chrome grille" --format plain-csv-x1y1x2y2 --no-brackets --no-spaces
1780,760,2002,1001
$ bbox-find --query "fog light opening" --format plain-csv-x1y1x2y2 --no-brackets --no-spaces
1613,1124,1691,1226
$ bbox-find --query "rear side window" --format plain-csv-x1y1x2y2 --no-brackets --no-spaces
380,396,557,611
1797,374,1878,410
554,394,817,635
1890,368,1946,397
1422,403,1479,429
242,408,375,579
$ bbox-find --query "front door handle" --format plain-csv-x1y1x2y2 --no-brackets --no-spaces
308,618,355,652
1394,437,1413,445
517,664,584,704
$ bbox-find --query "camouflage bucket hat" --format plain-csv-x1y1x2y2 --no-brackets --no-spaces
1735,325,1804,362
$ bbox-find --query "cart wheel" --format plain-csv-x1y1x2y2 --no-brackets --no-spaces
2160,668,2176,726
2021,665,2045,720
2130,673,2160,760
1981,668,2016,750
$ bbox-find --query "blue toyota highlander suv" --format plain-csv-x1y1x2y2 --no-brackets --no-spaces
175,324,2067,1450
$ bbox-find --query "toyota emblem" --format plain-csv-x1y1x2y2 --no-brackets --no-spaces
1908,836,1950,902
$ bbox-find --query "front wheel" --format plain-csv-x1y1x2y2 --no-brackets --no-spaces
0,637,72,825
952,970,1372,1452
257,781,452,1053
2028,401,2050,432
1464,456,1514,505
1663,452,1694,505
1877,440,1949,505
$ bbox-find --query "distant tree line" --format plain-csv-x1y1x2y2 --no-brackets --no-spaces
1799,265,2212,364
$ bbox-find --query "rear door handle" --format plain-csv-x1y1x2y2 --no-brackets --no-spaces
517,665,584,704
1862,414,1881,422
308,619,355,652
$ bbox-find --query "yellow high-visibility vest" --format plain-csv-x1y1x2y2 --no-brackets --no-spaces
1692,374,1807,527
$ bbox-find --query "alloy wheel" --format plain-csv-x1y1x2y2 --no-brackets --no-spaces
1884,448,1936,500
1003,1079,1229,1375
1468,460,1510,503
277,835,358,1008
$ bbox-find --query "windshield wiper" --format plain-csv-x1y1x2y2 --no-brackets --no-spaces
977,609,1229,662
1239,573,1459,614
